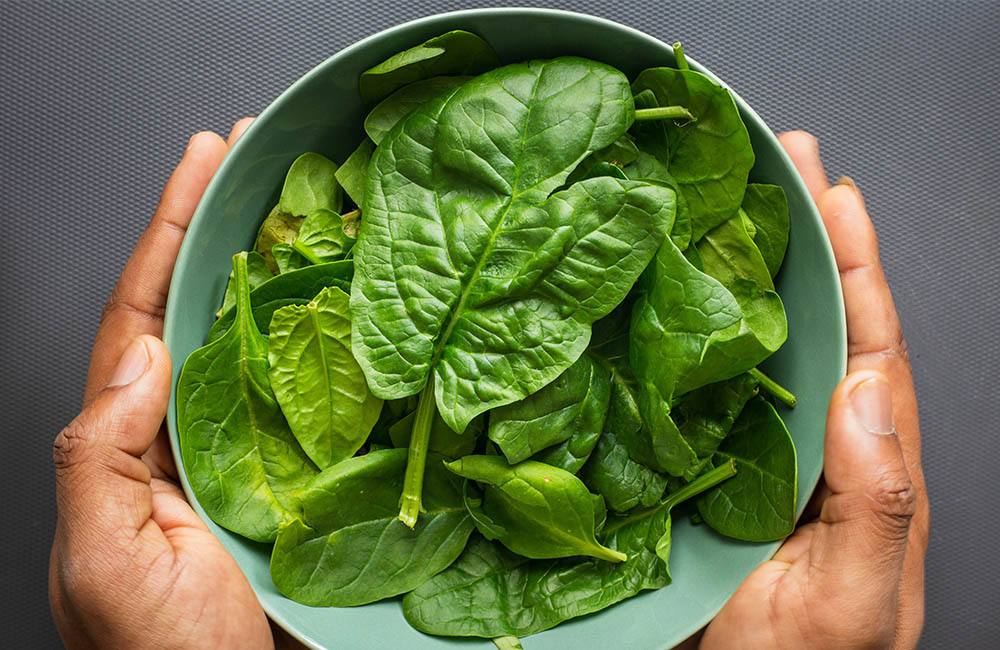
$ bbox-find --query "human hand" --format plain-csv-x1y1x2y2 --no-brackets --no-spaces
49,119,304,650
687,132,929,649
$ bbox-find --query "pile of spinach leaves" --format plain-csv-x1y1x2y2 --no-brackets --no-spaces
176,30,799,644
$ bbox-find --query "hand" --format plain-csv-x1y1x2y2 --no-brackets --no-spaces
49,119,304,650
689,132,929,649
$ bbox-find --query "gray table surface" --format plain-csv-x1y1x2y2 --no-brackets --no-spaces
3,1,998,647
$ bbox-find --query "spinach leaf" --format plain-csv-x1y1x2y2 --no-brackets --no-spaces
291,208,356,264
444,456,626,562
531,426,602,475
334,139,374,208
389,411,483,459
271,242,309,274
255,152,343,272
462,480,507,540
208,260,353,343
177,253,317,542
672,373,759,479
579,427,668,512
697,398,798,541
364,76,472,145
216,250,273,318
741,183,790,277
359,30,500,104
488,353,610,465
696,208,774,291
352,58,675,524
403,462,735,638
270,448,473,606
631,67,754,240
268,286,382,468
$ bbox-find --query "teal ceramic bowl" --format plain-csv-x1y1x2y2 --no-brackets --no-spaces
164,8,846,649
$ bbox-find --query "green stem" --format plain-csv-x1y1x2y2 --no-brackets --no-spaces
398,377,437,527
748,368,797,408
634,106,695,122
291,240,324,265
602,460,737,536
672,42,689,70
493,637,524,650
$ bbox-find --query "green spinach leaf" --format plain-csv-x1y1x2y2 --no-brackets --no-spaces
488,353,610,465
579,426,668,512
270,448,473,606
335,139,374,208
741,183,790,277
291,208,356,264
444,456,626,562
208,260,353,343
696,208,774,291
696,398,797,541
271,242,309,275
364,76,472,145
388,411,483,460
268,286,382,468
631,67,754,240
359,30,500,104
177,253,317,542
216,250,273,318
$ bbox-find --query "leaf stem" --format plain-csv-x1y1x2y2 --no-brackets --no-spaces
398,377,437,528
634,106,695,122
601,460,737,537
672,42,689,70
291,240,324,265
661,459,737,510
748,368,797,408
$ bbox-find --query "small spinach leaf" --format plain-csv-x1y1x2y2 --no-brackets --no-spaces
359,30,500,104
579,427,668,512
741,183,790,277
216,250,272,317
269,449,473,606
696,208,774,291
271,242,309,275
268,286,382,468
697,398,797,541
177,253,317,542
444,456,626,562
291,208,356,264
334,139,374,208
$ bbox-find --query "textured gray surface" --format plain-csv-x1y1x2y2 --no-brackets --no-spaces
2,1,997,648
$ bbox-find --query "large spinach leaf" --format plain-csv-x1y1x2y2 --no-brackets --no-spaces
697,398,797,541
208,260,353,343
268,286,382,468
488,353,610,465
359,30,500,104
445,456,625,562
177,253,317,542
631,67,754,240
270,448,473,606
403,462,735,638
352,57,675,525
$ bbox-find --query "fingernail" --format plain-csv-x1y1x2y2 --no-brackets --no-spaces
850,377,894,435
108,338,150,388
837,175,862,197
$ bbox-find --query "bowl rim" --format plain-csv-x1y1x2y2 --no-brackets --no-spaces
164,7,847,649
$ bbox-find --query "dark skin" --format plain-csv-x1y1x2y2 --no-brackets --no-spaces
50,124,927,649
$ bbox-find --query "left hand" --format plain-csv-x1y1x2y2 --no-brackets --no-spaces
49,119,305,650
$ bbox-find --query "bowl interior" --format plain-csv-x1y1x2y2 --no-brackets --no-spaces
164,9,845,650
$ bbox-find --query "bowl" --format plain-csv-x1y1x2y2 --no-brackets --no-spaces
164,8,846,649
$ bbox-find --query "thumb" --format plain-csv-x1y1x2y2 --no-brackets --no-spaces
53,335,172,537
809,369,915,617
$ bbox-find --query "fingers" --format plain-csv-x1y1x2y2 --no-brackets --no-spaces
778,131,829,203
806,370,914,645
227,116,255,148
84,132,228,405
54,335,172,538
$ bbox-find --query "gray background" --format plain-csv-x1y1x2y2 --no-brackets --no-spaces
2,1,997,648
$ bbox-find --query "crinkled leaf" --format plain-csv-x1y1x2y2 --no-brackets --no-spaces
580,426,667,512
271,243,309,275
292,208,356,263
364,76,472,144
268,286,382,468
488,353,610,464
270,449,473,606
255,206,304,274
697,398,797,541
359,30,500,104
208,260,353,343
178,253,317,542
352,58,674,432
632,67,754,240
444,456,625,562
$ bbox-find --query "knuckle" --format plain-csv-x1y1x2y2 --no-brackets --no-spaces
53,419,94,472
868,471,917,538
